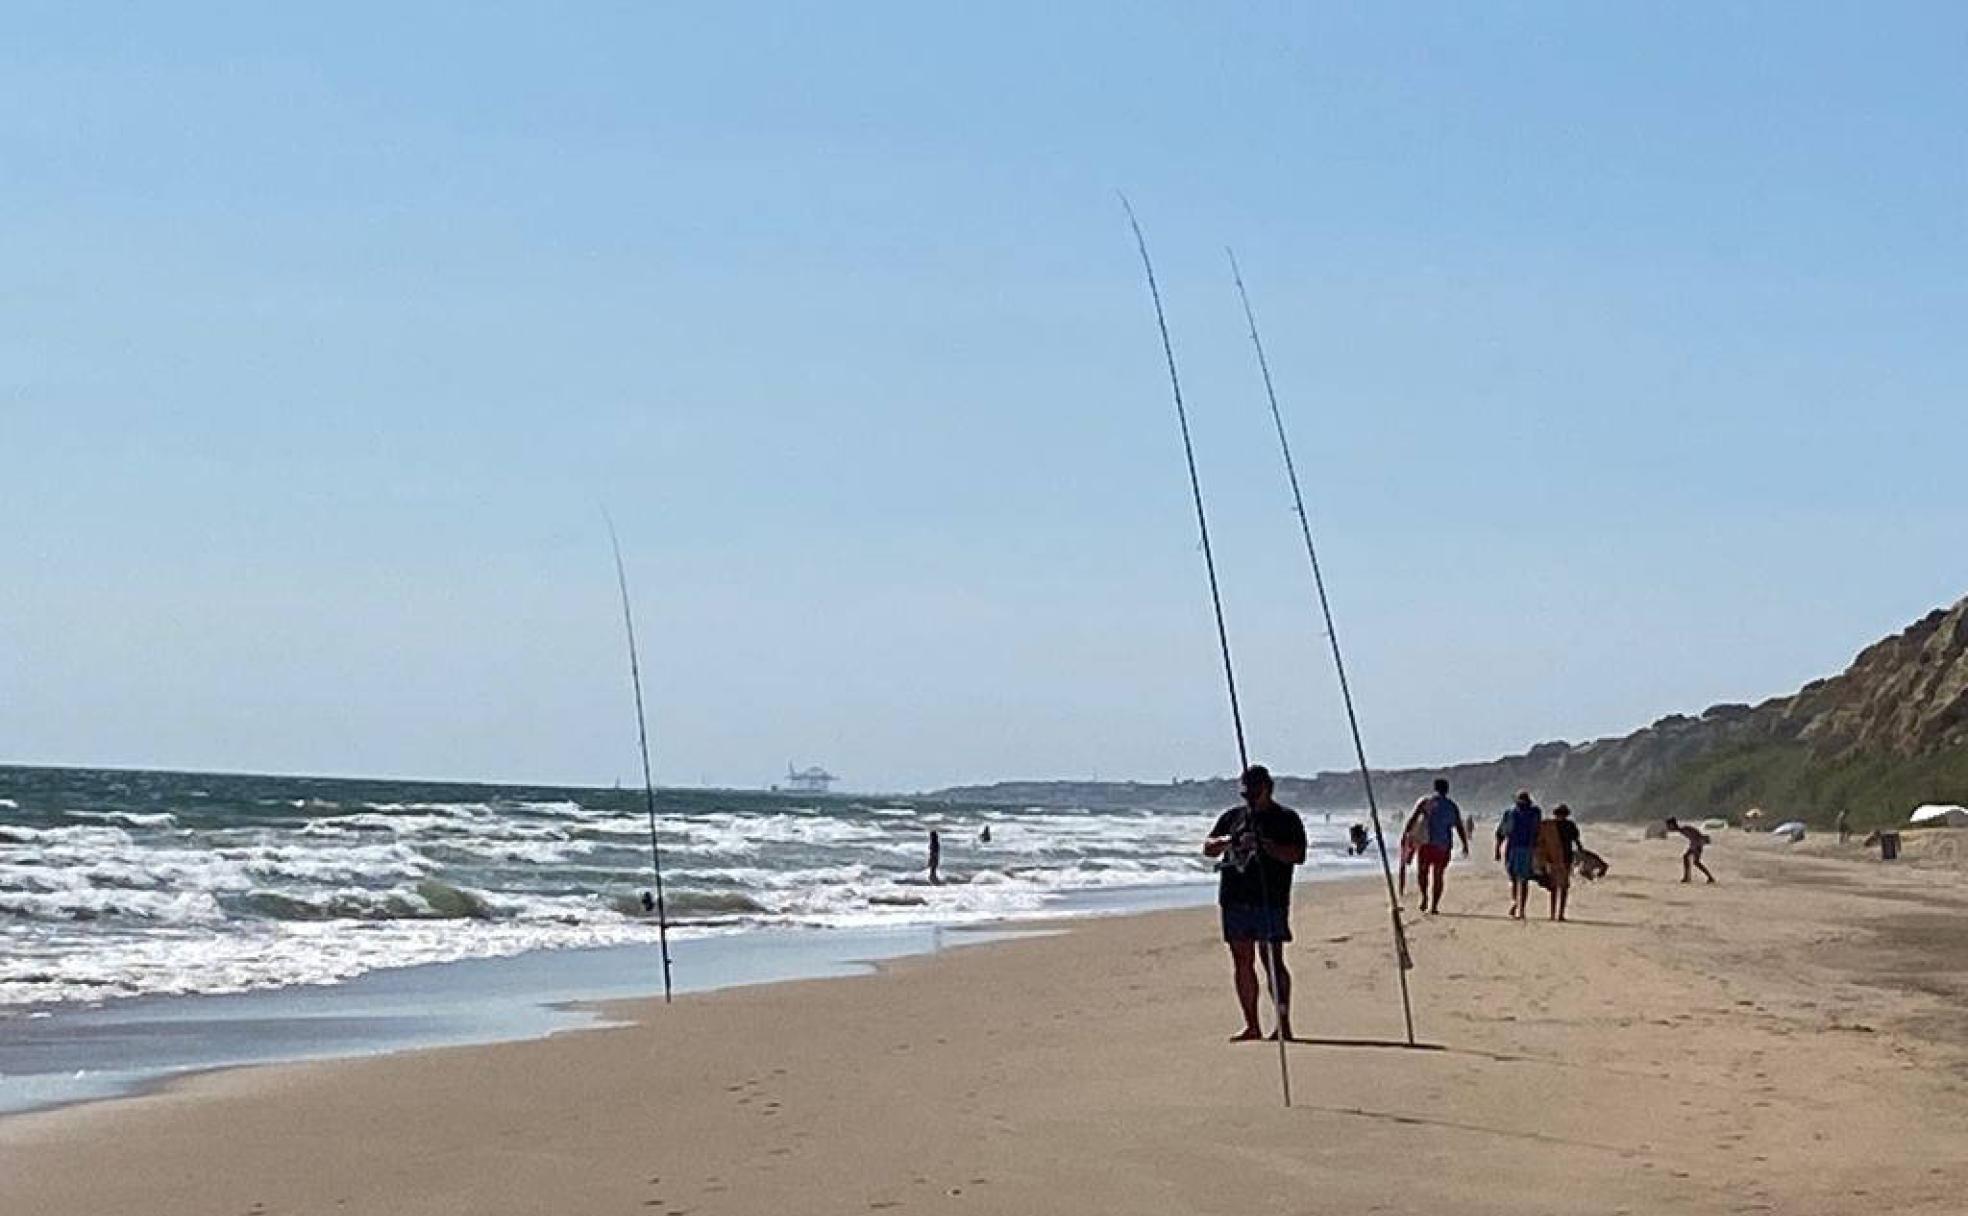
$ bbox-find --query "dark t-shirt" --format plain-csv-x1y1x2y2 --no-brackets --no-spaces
1210,802,1307,909
1556,818,1580,864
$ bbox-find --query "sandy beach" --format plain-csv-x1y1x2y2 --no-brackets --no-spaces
5,832,1966,1216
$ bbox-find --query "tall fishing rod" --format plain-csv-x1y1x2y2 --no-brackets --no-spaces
1122,197,1292,1108
1226,249,1416,1046
606,516,675,1003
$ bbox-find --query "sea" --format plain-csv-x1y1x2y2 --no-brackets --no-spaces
0,765,1371,1112
0,765,1373,1011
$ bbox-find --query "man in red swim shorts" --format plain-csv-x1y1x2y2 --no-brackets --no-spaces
1415,777,1469,914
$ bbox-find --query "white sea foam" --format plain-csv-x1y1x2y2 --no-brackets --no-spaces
0,778,1371,1009
68,810,180,829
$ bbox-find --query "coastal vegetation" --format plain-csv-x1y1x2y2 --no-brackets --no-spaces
939,595,1968,830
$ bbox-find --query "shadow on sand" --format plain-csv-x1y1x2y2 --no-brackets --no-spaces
1279,1036,1447,1052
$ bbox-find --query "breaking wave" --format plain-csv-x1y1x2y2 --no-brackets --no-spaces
0,768,1372,1008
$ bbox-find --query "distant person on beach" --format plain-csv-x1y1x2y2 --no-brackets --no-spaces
979,824,992,844
928,829,942,885
1536,805,1580,921
1202,764,1308,1042
1415,778,1469,914
1348,823,1370,855
1836,809,1851,844
1495,791,1542,919
1664,818,1715,883
1398,798,1428,898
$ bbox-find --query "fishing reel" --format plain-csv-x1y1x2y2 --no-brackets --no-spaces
1214,821,1261,873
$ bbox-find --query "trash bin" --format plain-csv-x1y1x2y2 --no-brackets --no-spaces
1879,832,1901,861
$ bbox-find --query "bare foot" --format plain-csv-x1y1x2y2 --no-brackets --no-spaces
1268,1025,1294,1042
1229,1026,1263,1043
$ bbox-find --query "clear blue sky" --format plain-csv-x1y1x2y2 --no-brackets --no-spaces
4,4,1963,791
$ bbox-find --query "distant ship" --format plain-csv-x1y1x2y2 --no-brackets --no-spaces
777,763,838,794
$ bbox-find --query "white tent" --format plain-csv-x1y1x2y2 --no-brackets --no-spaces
1909,803,1968,828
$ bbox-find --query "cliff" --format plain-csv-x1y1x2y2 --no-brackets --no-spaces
935,595,1968,826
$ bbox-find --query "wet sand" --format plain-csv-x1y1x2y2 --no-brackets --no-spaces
5,832,1966,1215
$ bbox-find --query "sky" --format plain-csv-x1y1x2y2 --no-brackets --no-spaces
3,3,1964,792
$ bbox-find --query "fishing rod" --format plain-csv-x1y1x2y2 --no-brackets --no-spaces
606,515,675,1003
1226,249,1416,1046
1122,197,1292,1108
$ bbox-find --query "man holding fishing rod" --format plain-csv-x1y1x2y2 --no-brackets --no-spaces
1203,765,1307,1042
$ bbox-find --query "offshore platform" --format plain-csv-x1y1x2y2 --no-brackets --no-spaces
779,763,837,794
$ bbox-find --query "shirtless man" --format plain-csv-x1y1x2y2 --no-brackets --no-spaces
1664,818,1715,883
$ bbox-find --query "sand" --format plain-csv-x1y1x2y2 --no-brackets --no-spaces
5,832,1967,1215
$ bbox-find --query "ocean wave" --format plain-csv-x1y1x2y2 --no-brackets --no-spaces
227,880,500,922
0,824,133,848
607,889,769,920
0,886,225,924
67,810,180,829
1,770,1364,1009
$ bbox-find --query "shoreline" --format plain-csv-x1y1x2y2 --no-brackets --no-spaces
8,835,1968,1214
0,878,1221,1117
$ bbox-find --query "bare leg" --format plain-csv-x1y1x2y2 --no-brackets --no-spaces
1693,854,1715,883
1557,885,1570,921
1258,941,1293,1040
1547,883,1558,920
1681,852,1693,883
1227,941,1262,1040
1428,862,1445,913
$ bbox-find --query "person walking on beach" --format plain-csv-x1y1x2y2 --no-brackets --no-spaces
1415,778,1468,914
1836,809,1851,844
1495,791,1542,919
1398,797,1428,900
1202,765,1307,1042
1537,804,1581,921
1664,818,1715,883
927,829,942,885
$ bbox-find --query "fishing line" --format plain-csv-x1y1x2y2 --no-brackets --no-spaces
1122,196,1292,1108
606,514,675,1004
1226,248,1416,1046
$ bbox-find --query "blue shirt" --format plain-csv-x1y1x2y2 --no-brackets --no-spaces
1501,803,1542,848
1424,795,1463,848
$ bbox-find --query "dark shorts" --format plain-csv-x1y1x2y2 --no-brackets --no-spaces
1418,843,1451,871
1221,902,1292,943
